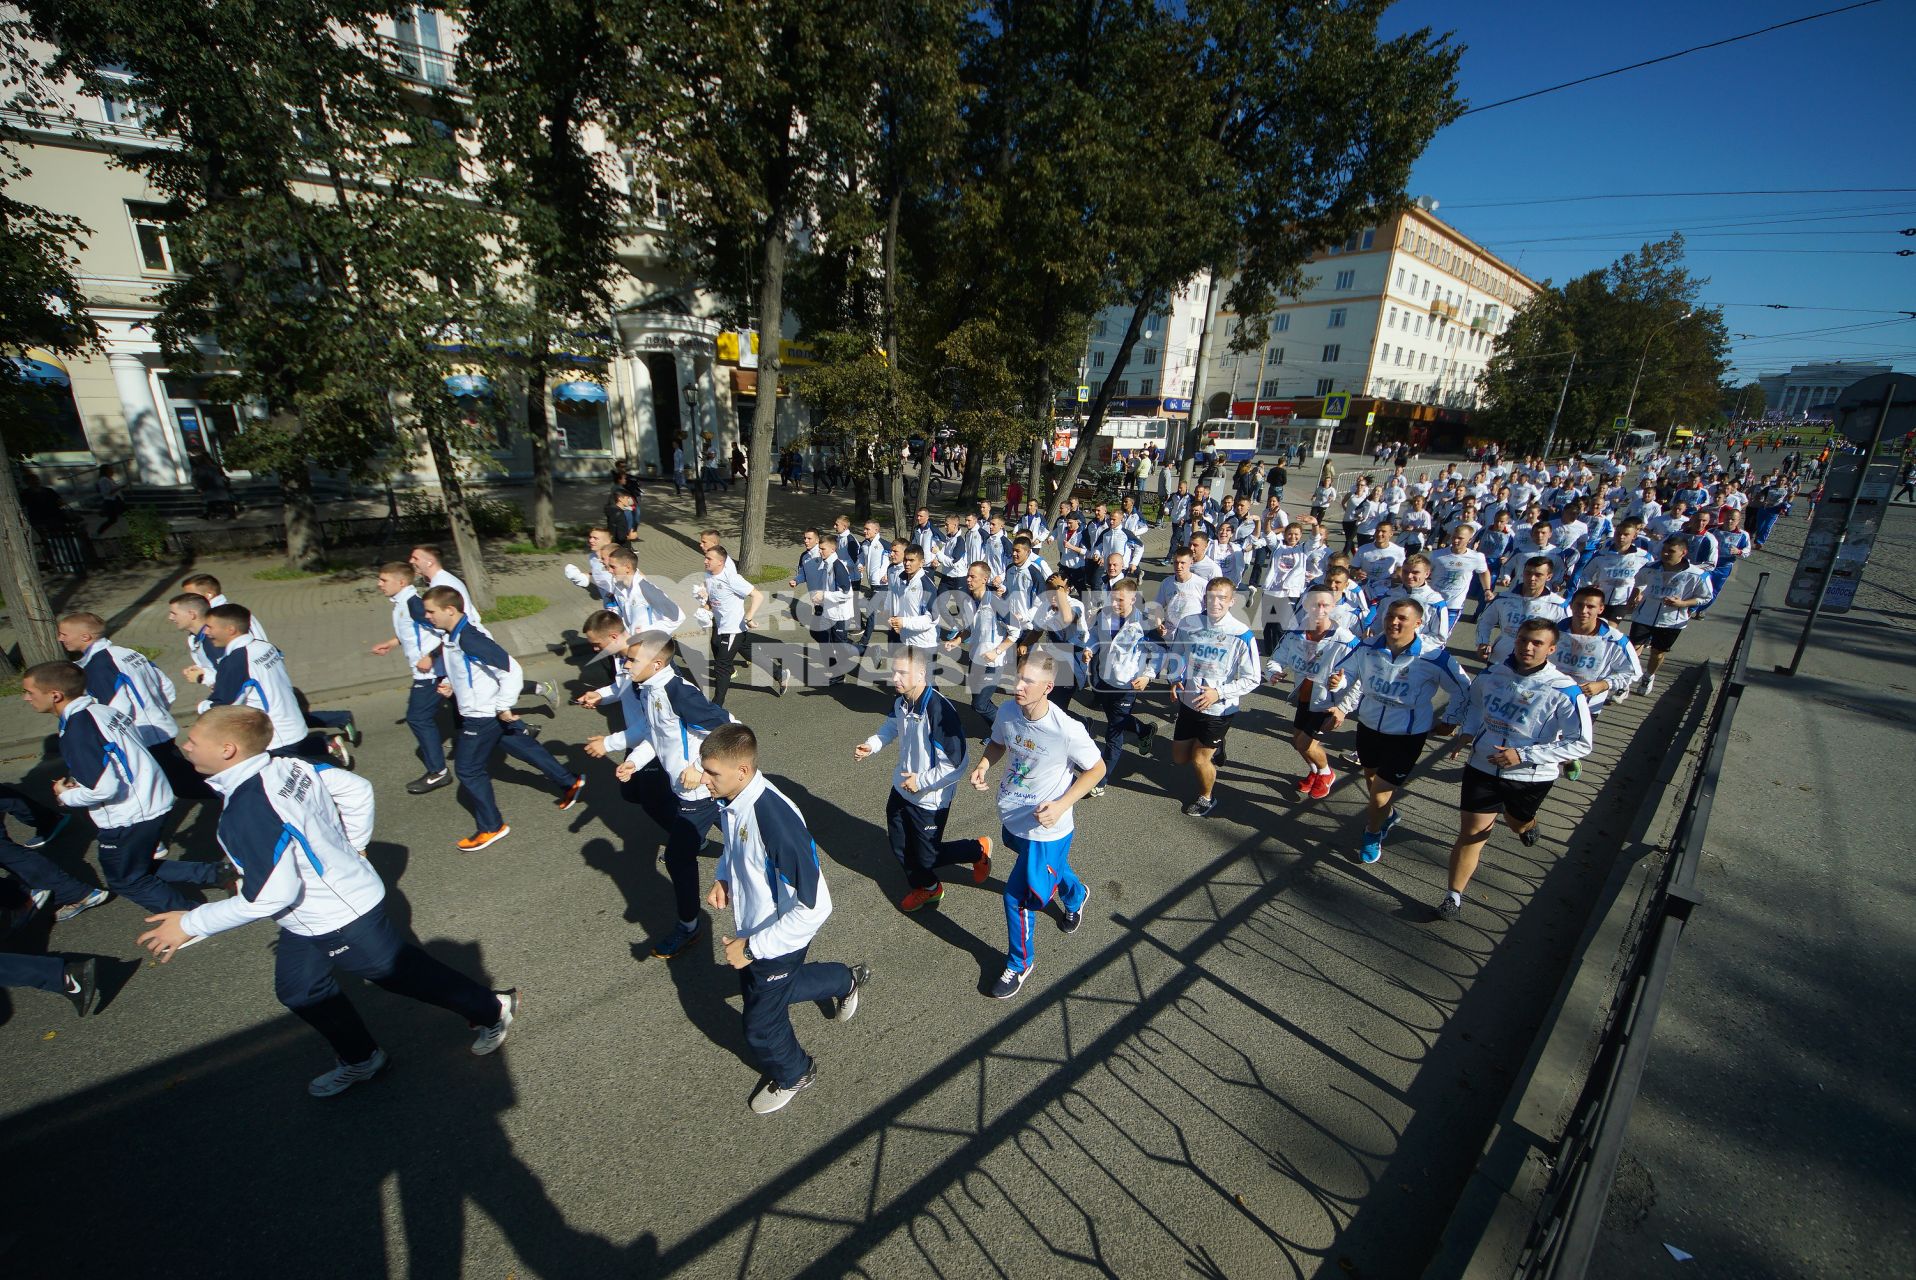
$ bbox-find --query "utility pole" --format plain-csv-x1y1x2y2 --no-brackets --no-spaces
1544,351,1576,461
1180,268,1223,487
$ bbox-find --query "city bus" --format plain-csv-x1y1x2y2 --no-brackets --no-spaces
1200,417,1260,463
1049,414,1171,465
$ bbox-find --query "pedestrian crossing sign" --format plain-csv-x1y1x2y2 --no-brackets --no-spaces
1077,385,1090,403
1323,391,1351,420
1613,416,1629,430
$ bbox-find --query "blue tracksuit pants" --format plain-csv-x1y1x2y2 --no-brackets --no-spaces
1003,829,1087,975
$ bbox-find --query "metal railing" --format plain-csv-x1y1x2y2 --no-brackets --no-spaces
1514,570,1770,1278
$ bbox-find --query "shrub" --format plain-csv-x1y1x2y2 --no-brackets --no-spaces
124,507,171,561
468,497,525,539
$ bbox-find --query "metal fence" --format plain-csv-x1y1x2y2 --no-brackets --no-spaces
1513,570,1770,1278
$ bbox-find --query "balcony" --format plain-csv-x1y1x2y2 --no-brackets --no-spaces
375,35,456,88
1429,298,1457,319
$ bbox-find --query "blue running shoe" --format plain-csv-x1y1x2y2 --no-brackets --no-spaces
1379,808,1402,841
22,815,68,849
652,917,705,960
1360,832,1383,865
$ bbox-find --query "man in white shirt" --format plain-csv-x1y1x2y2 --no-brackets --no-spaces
1627,537,1715,696
699,543,784,705
968,652,1105,1001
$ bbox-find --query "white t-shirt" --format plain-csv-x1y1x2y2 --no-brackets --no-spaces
1429,548,1488,611
990,701,1100,840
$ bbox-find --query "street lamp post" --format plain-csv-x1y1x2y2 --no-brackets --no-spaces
1623,309,1693,441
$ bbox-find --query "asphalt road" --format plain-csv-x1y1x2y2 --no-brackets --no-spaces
0,457,1772,1279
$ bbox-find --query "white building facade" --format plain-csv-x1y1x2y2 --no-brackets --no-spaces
1756,362,1891,420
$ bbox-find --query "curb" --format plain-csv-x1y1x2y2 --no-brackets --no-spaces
1422,662,1717,1280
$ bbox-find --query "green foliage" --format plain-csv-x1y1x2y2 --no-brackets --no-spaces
748,564,791,585
1478,235,1730,448
467,497,525,539
122,507,171,560
502,535,585,555
486,593,548,621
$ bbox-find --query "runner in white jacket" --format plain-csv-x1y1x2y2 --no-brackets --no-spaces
1437,620,1593,920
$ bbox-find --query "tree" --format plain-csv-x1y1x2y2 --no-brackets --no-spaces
30,0,503,600
0,16,103,671
1479,236,1729,450
1722,380,1766,422
646,0,882,575
454,0,637,547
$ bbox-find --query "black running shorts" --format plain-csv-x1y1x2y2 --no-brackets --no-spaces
1173,704,1231,749
1355,723,1427,786
1459,765,1553,823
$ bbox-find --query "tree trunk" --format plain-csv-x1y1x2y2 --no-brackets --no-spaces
1028,362,1054,514
957,442,984,502
525,353,558,547
912,438,934,513
280,465,325,570
889,469,907,537
738,227,787,578
422,419,497,611
0,457,60,668
1180,266,1223,471
852,469,871,523
1048,291,1155,519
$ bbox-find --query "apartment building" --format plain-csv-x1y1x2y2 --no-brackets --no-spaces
1200,196,1540,450
1077,273,1213,419
7,11,795,498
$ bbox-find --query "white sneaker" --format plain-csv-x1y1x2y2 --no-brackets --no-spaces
749,1068,817,1115
1641,675,1656,696
471,989,519,1055
309,1048,390,1097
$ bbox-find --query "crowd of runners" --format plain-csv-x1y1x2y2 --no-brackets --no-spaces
0,441,1800,1115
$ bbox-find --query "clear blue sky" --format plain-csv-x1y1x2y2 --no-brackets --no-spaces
1378,0,1916,386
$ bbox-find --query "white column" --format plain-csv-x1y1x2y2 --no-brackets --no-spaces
108,352,186,485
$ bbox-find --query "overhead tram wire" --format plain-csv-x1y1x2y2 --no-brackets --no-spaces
1456,0,1889,117
1450,188,1916,209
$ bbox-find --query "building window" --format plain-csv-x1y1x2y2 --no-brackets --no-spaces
1335,270,1355,290
1327,308,1346,329
1361,229,1375,250
1388,306,1397,328
1315,378,1335,396
1097,319,1108,337
1322,343,1340,362
1092,350,1104,369
1115,380,1129,396
1327,242,1341,255
1143,346,1157,366
1413,317,1423,336
127,202,179,274
1395,267,1405,288
1272,314,1290,332
1261,379,1280,398
1139,378,1154,396
96,64,151,129
1267,346,1283,365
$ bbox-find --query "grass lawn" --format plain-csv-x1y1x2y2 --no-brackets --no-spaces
503,536,587,555
488,594,549,621
749,564,791,585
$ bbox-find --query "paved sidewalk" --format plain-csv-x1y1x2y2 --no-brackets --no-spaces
1587,541,1916,1276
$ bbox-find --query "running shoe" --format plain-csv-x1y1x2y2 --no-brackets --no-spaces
899,884,945,912
555,776,586,810
651,917,704,959
1293,773,1316,796
54,888,110,923
1136,720,1157,750
407,770,453,795
972,836,993,885
1181,795,1217,818
62,957,99,1018
988,965,1032,1000
1435,894,1463,921
343,717,363,748
533,680,559,714
471,989,519,1055
1564,760,1582,781
21,815,68,848
1060,886,1087,935
1089,784,1106,798
1360,832,1383,865
749,1068,816,1115
1641,675,1656,696
1379,808,1402,841
326,735,354,769
309,1048,390,1097
1308,771,1334,800
457,826,511,852
833,964,871,1023
1520,825,1542,848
